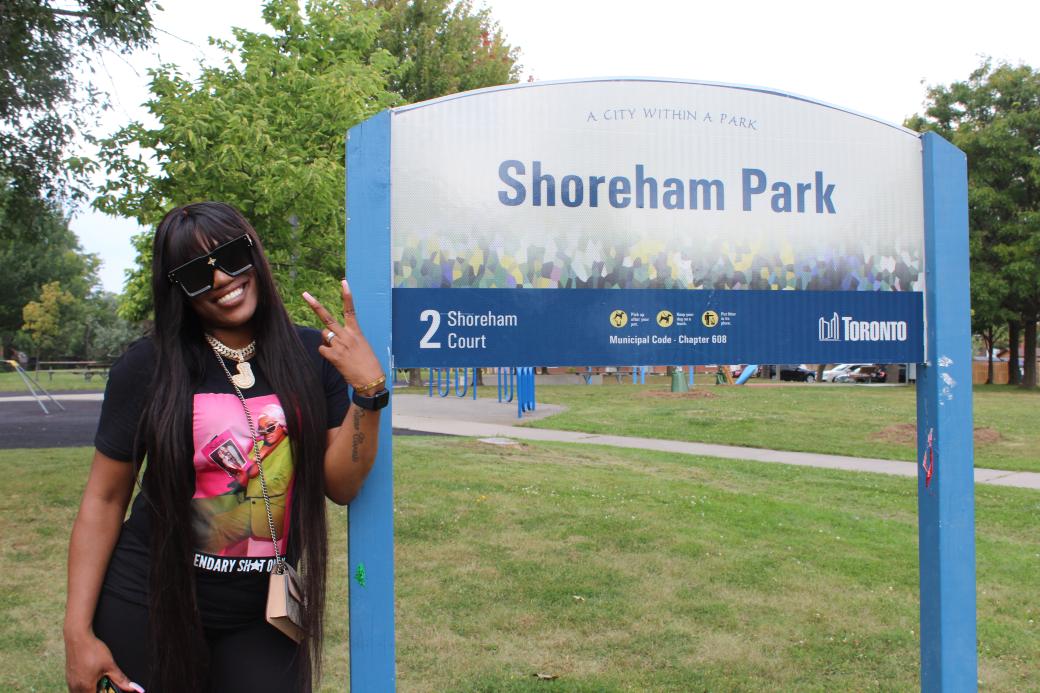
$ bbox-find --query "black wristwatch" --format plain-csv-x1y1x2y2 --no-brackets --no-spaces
352,387,390,411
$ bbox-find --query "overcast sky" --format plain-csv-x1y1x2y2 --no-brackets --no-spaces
71,0,1040,292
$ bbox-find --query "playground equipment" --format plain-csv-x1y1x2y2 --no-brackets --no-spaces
516,367,535,417
715,366,735,385
3,360,65,414
424,367,536,418
427,367,478,400
496,367,513,402
735,364,759,385
497,367,535,418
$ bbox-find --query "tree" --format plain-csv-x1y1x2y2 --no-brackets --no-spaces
95,0,403,322
971,264,1009,384
366,0,520,387
0,0,157,206
1,1,154,362
368,0,519,103
83,292,143,360
1008,321,1021,385
0,187,100,355
23,280,80,359
96,0,521,325
907,60,1040,388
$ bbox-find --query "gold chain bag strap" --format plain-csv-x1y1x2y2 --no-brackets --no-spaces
209,346,305,643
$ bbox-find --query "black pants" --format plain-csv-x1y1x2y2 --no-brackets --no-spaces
93,591,300,692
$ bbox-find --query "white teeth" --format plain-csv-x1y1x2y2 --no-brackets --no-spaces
217,287,243,305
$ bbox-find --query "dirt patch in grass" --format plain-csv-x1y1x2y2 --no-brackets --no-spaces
875,423,1002,445
974,427,1003,444
874,424,917,445
638,389,717,399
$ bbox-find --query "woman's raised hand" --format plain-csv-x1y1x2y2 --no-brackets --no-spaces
302,280,384,394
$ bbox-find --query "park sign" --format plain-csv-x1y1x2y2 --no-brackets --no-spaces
358,78,925,367
346,79,975,693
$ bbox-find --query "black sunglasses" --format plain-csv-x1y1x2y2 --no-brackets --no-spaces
167,235,255,297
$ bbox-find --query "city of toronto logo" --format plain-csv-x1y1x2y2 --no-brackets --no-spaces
818,312,908,342
819,312,840,341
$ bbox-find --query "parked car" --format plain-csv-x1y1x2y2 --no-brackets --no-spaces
835,364,908,384
777,364,816,382
836,365,886,383
822,363,868,382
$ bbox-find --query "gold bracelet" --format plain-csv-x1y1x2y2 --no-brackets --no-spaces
353,374,386,393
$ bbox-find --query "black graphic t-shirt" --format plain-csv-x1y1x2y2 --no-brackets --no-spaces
95,327,349,628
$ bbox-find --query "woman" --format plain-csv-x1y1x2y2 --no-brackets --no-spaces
63,202,388,692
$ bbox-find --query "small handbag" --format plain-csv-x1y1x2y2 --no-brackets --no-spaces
267,559,304,642
210,345,305,643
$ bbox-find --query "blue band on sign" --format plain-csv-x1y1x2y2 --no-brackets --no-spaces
393,288,923,368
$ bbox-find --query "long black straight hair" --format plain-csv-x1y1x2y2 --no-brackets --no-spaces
139,201,328,690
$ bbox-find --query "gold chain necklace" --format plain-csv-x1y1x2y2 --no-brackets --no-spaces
205,334,257,389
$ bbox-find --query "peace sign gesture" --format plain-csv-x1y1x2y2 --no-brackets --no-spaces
302,280,385,394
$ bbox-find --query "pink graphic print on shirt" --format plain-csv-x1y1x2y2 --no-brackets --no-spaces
191,393,295,558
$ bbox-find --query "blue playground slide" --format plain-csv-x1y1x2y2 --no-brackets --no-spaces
735,365,758,385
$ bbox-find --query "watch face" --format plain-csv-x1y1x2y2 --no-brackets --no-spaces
354,387,390,410
371,389,390,408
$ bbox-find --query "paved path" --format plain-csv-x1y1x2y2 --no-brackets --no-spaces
392,394,1040,490
0,395,106,449
0,392,104,403
4,390,1038,490
0,391,441,450
393,390,565,425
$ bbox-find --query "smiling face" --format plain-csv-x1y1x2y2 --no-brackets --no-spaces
154,203,274,345
188,265,261,333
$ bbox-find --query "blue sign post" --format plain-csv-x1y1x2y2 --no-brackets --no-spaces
343,80,975,691
345,111,395,691
917,132,976,691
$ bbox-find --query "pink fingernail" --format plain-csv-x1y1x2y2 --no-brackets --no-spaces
302,291,313,301
129,683,145,693
342,279,350,290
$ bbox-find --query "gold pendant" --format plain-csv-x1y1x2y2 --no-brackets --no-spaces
232,361,255,389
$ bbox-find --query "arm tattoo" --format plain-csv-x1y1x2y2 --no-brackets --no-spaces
351,432,366,462
351,407,365,463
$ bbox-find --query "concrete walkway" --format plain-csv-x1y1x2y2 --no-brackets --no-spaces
392,393,1040,490
0,392,104,402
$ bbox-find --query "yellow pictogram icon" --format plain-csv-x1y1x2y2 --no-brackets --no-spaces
609,309,628,328
701,310,719,328
656,310,674,327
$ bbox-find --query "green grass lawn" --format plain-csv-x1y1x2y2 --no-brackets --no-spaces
522,378,1040,474
4,440,1037,691
0,370,107,393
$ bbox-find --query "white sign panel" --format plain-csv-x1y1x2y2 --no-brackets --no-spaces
390,79,924,294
